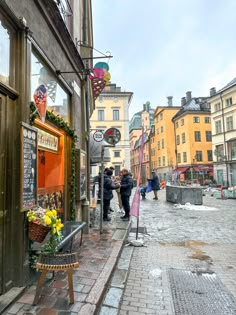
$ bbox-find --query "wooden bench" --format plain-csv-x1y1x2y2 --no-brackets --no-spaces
32,221,86,305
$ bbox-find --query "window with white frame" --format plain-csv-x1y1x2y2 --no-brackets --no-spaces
195,151,203,161
214,103,221,112
113,109,119,121
182,133,186,143
215,120,222,134
205,131,212,142
180,119,184,126
176,135,180,145
158,157,161,166
177,153,181,163
226,116,233,131
205,117,211,123
193,116,200,123
225,97,232,107
114,151,120,157
98,110,104,121
194,131,201,142
162,156,165,166
161,139,164,148
207,150,213,161
183,152,187,162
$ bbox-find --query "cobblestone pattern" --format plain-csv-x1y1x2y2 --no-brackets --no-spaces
117,189,236,314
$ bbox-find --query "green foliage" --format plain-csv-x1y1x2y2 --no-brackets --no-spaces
41,233,64,254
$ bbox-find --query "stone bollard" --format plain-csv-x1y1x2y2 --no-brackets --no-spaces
81,200,90,234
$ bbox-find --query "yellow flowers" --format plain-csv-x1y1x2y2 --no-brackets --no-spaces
27,207,63,234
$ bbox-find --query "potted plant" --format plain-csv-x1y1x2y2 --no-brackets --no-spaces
27,208,64,246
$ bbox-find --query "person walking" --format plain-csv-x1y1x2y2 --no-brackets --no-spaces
103,169,120,221
120,169,133,221
148,171,160,200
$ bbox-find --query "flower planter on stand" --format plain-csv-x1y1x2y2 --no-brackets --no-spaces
28,222,51,243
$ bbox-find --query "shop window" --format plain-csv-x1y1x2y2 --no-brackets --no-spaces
0,17,11,85
114,165,120,176
31,52,69,122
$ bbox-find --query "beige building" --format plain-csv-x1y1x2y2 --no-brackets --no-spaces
208,79,236,186
90,83,133,176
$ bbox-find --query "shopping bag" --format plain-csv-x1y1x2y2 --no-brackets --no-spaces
146,181,152,193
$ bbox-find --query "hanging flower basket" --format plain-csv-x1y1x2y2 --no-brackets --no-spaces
28,222,51,243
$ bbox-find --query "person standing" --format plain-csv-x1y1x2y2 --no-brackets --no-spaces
120,169,133,221
103,169,120,221
148,171,160,200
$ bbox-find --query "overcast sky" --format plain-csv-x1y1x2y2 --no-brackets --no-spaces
92,0,236,118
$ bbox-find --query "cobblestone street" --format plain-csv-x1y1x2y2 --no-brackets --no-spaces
99,188,236,315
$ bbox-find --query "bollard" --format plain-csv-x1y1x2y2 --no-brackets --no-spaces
81,200,90,233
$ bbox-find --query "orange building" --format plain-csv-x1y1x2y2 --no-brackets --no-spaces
172,92,213,184
151,97,180,181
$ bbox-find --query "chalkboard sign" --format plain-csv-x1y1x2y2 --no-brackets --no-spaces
21,122,38,211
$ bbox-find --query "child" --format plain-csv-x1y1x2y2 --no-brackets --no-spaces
140,186,146,200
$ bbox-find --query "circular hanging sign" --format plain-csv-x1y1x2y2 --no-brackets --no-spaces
104,128,121,145
93,130,104,142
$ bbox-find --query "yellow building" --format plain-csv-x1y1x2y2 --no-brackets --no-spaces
90,83,133,176
208,79,236,186
152,97,179,180
172,91,213,184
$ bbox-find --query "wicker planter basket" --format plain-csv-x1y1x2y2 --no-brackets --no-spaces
28,222,51,243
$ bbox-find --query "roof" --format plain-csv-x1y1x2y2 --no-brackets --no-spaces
172,97,210,121
213,77,236,96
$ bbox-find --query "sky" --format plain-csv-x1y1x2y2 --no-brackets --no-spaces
92,0,236,118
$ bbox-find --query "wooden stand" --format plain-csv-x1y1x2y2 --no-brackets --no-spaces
33,253,79,305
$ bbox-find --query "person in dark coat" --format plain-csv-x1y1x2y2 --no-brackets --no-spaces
120,169,133,220
148,171,160,200
103,169,120,221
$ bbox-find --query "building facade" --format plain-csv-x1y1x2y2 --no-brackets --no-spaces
90,83,133,176
172,92,213,184
152,97,179,181
0,0,93,295
208,80,236,186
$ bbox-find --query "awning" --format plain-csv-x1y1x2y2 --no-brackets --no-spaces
89,134,110,165
193,165,213,172
172,166,189,173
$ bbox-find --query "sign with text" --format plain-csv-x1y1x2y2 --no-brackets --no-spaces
21,123,38,211
37,128,59,152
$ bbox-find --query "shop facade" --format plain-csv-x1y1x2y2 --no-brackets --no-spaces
0,0,93,295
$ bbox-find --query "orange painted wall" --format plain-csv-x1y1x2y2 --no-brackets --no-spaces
38,135,65,188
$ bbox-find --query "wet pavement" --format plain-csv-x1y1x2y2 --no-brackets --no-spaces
98,189,236,315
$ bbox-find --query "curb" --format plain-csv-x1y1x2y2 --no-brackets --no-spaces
79,221,131,315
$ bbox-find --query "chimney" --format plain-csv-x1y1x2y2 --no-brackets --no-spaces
186,91,192,102
167,96,173,107
181,97,186,106
210,87,216,96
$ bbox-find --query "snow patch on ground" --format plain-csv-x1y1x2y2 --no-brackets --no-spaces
174,203,218,211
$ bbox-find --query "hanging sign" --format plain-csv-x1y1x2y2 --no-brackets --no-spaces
93,130,104,142
20,122,38,211
33,84,47,122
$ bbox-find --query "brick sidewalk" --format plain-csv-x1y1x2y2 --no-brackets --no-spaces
3,205,130,315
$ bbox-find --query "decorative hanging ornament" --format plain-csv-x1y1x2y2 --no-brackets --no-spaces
91,77,106,100
94,62,109,71
33,84,47,122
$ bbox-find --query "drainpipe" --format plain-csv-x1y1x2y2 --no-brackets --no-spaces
220,94,229,187
82,0,91,199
